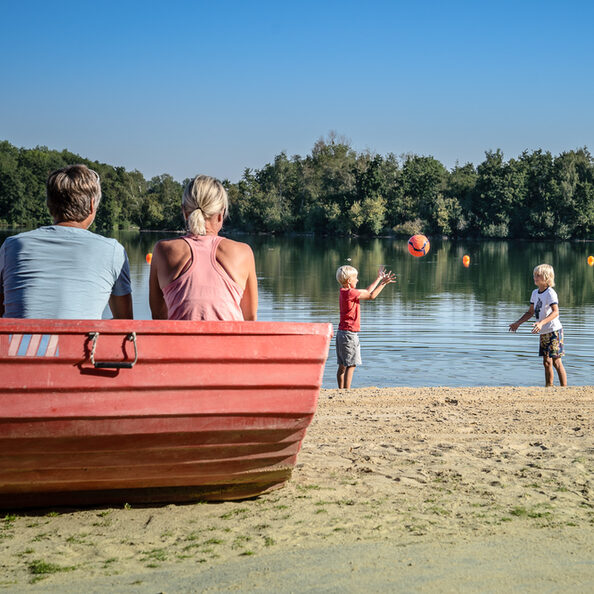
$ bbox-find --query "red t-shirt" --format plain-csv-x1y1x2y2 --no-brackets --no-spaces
339,288,361,331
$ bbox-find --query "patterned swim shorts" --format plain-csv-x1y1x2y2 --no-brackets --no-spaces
539,329,564,358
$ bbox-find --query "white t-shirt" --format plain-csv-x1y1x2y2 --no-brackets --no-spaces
530,287,562,335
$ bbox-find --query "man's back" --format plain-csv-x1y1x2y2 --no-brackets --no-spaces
0,226,131,319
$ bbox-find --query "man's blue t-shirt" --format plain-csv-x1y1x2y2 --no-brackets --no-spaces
0,226,131,319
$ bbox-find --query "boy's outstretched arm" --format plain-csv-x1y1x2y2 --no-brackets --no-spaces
509,303,535,332
364,270,385,292
360,271,396,301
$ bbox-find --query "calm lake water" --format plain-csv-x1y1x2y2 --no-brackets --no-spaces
2,230,593,388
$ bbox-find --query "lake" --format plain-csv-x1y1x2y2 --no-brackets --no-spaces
2,230,593,388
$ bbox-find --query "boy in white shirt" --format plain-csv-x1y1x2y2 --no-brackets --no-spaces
509,264,567,387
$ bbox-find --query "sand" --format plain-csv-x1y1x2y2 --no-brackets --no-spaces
1,386,593,592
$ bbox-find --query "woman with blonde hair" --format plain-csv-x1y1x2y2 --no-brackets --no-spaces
149,175,257,321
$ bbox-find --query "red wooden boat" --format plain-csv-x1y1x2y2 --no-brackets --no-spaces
0,319,332,508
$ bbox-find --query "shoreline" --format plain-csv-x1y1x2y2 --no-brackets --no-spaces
1,386,592,591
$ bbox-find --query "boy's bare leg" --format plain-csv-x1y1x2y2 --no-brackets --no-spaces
552,357,568,386
337,365,346,389
344,366,356,389
543,356,554,387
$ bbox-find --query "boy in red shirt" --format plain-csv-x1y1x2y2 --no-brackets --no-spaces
336,265,396,389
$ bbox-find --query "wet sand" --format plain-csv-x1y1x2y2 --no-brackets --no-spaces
1,386,593,591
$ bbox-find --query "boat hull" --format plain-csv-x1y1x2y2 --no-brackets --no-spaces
0,320,332,508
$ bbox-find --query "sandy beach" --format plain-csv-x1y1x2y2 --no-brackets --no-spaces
1,386,593,592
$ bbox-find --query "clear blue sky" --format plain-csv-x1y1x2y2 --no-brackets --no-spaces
1,0,593,182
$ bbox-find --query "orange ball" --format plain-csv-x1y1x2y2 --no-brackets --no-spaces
588,256,594,266
407,234,430,257
146,253,152,264
462,255,470,266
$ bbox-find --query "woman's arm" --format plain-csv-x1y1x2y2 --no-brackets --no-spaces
240,248,258,320
239,268,258,321
149,243,169,320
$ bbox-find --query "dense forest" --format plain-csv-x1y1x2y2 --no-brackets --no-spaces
1,136,593,239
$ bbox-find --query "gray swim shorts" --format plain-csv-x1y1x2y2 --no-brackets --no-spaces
336,329,362,367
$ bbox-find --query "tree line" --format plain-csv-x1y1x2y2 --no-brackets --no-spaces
1,136,593,239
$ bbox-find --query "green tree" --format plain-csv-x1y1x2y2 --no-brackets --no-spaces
513,150,555,238
550,149,594,239
471,150,524,238
140,175,184,230
2,138,594,240
445,162,476,236
301,134,358,233
400,155,448,234
0,142,26,225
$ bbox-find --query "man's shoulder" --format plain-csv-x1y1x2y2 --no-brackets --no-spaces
6,227,123,248
54,229,128,264
4,227,49,242
1,228,51,253
76,230,127,255
80,229,120,244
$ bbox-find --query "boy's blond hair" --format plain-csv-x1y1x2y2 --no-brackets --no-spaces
336,265,357,286
533,264,555,287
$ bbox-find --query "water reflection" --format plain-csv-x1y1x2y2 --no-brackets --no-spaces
2,230,593,388
247,235,594,308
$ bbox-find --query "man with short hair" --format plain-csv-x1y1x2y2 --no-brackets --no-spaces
0,164,133,319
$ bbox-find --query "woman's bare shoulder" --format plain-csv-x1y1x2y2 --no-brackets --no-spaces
155,237,187,251
154,237,190,260
218,237,254,258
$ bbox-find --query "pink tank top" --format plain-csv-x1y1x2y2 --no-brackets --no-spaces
162,235,244,321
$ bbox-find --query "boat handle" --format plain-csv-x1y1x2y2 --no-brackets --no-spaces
88,332,138,369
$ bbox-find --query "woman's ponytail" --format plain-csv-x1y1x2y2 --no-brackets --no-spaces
187,208,206,236
182,175,228,236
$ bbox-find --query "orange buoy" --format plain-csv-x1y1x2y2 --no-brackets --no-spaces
462,255,470,266
588,255,594,266
146,253,152,264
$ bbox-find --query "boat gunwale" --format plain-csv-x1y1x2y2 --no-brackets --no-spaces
0,319,334,337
